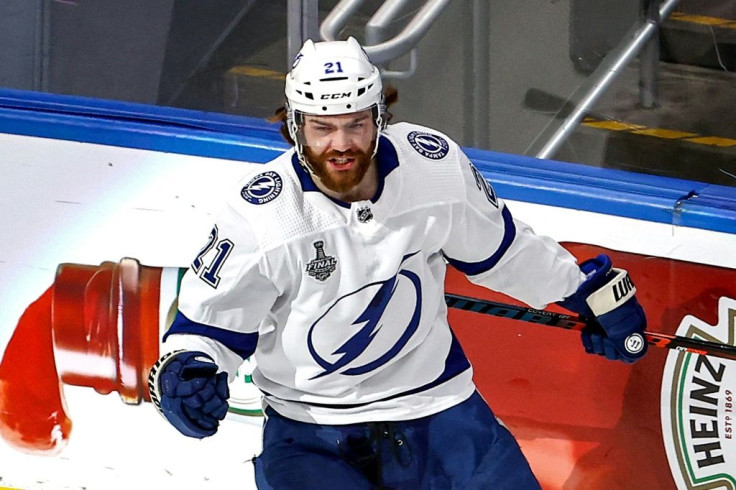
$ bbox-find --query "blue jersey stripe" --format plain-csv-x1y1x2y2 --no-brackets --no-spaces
291,135,401,208
264,330,472,409
444,205,517,276
164,310,259,360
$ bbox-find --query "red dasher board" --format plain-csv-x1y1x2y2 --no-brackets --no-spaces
447,242,736,489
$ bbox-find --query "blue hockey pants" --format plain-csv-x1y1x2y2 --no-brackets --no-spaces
253,391,541,489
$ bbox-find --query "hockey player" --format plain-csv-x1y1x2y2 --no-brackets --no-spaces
148,37,648,488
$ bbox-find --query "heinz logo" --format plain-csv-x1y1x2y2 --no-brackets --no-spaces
613,273,635,301
321,92,351,100
661,296,736,488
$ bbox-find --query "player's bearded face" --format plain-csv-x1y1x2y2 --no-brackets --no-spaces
301,111,377,194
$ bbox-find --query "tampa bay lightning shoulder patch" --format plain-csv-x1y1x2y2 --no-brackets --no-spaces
241,171,283,205
407,131,450,160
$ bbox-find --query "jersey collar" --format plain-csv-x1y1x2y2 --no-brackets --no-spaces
291,134,400,208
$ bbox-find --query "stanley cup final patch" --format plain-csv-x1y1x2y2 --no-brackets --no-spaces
306,240,337,281
241,171,283,205
407,131,449,160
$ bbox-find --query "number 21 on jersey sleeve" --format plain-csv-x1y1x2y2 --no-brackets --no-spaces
191,225,233,288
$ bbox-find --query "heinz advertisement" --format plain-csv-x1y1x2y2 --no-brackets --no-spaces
1,109,735,489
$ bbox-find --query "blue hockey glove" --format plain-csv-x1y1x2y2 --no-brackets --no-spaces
558,255,648,363
148,350,230,438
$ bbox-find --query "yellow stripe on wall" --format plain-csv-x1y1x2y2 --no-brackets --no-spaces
670,11,736,29
686,136,736,147
581,118,736,149
630,128,699,139
582,119,646,131
226,66,285,80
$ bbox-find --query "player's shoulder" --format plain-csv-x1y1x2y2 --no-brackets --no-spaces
217,151,297,233
382,122,467,200
219,150,341,250
383,122,462,164
222,151,298,213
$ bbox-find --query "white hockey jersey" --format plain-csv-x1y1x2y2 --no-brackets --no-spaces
164,122,585,424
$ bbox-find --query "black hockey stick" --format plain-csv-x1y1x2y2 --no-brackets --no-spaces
445,292,736,361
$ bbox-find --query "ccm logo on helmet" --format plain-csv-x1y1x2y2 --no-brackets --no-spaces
321,92,352,100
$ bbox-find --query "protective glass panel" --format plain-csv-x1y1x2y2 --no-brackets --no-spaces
1,0,733,186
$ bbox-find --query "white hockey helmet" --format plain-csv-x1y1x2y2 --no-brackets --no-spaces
285,37,386,168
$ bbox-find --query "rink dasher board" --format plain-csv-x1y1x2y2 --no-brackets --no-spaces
0,91,734,489
2,125,735,374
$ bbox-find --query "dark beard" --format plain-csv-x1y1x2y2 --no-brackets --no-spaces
303,147,374,195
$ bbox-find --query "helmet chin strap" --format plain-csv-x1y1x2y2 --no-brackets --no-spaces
286,104,318,175
294,136,320,178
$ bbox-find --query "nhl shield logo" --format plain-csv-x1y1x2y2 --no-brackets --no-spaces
357,206,373,223
306,241,337,281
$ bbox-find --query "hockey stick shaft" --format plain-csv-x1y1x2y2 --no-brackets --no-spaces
445,293,736,361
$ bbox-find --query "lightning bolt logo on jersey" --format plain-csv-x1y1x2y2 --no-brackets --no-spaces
241,171,283,204
169,121,585,425
307,253,422,379
407,131,450,160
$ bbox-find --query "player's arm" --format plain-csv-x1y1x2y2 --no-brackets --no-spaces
149,204,279,437
443,154,647,362
442,154,583,309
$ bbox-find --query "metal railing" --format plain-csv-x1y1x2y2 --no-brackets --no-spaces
287,0,451,78
288,0,680,157
529,0,681,159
